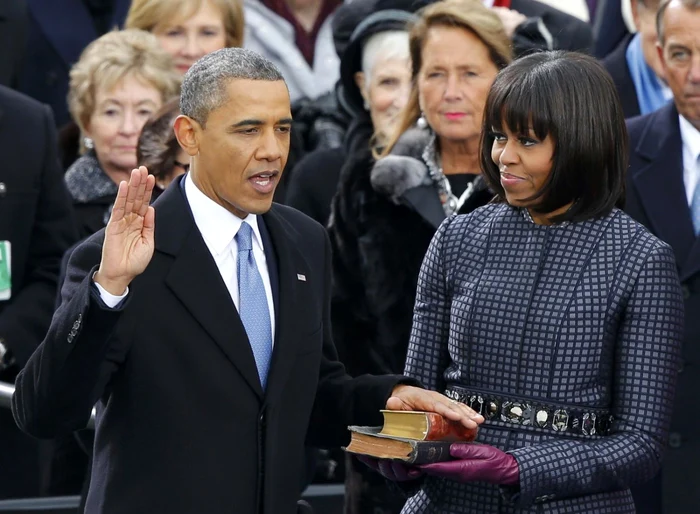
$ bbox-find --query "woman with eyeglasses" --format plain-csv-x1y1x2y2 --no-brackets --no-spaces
137,98,190,199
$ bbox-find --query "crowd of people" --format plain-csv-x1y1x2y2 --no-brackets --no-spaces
0,0,697,513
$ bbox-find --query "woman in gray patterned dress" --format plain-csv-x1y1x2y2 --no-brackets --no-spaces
369,51,685,513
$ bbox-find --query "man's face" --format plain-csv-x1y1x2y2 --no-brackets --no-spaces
659,2,700,127
190,79,292,218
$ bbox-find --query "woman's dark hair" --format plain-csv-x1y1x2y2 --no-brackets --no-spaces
137,97,181,181
480,51,627,223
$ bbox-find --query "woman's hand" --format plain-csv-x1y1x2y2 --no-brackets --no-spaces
420,443,520,485
94,167,156,295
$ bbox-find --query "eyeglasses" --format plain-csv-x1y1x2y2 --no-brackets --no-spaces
174,160,190,172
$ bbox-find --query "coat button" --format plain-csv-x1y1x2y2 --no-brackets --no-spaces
669,432,682,449
681,285,691,300
0,183,6,197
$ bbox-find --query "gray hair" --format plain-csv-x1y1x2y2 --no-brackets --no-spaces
361,30,410,84
657,0,700,45
180,47,285,126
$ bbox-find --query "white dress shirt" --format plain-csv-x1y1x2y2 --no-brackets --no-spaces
96,174,276,343
482,0,495,7
679,115,700,205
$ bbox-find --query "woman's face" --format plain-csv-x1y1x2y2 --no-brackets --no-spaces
153,0,227,74
356,56,412,140
86,75,162,177
417,26,499,143
490,124,555,208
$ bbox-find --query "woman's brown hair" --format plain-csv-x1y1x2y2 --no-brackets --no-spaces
378,0,512,158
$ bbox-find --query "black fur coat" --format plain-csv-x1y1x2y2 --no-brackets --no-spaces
328,125,492,378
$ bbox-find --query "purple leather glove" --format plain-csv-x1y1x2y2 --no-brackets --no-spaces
355,455,424,482
419,443,519,485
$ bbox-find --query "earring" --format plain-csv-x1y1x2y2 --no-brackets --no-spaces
363,99,370,111
83,137,94,150
416,112,428,130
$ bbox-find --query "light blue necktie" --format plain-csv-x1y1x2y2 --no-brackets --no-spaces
692,159,700,236
236,222,272,389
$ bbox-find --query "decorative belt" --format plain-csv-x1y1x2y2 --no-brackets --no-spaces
445,386,613,437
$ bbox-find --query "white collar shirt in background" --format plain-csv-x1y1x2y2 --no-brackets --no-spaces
184,174,276,342
679,114,700,206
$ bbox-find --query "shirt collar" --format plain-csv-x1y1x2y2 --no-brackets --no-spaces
184,173,263,256
679,114,700,165
482,0,495,7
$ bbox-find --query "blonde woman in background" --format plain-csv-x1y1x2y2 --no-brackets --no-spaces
65,29,180,238
126,0,244,74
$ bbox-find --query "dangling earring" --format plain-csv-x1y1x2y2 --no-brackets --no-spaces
363,99,370,111
83,137,94,150
416,112,428,130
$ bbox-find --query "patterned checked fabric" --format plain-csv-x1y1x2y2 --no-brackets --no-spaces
236,222,272,389
691,163,700,234
401,204,684,514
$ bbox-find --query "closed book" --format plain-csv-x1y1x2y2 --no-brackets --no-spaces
344,426,454,465
378,410,478,442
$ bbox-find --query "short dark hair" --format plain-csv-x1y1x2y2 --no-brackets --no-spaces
656,0,700,45
480,51,626,223
180,47,285,126
137,97,181,181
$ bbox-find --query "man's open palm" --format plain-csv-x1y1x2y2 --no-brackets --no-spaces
95,167,156,295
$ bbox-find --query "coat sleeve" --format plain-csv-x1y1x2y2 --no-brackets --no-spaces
12,235,128,438
402,216,456,392
503,241,683,507
0,104,78,367
306,227,418,448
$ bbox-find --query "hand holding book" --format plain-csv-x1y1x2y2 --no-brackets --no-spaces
420,443,520,486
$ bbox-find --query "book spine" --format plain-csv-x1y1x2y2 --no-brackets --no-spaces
407,441,453,465
424,413,478,442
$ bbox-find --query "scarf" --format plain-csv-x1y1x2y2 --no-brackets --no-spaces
626,33,672,115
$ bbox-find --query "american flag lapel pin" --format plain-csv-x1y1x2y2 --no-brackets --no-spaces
297,273,306,282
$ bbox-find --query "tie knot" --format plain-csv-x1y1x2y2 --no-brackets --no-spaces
235,222,253,252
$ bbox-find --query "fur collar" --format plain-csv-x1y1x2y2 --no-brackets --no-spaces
370,127,434,204
64,153,118,204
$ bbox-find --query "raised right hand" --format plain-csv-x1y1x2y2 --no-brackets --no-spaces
94,167,156,295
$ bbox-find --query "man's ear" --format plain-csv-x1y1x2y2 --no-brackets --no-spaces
174,115,202,157
630,0,641,31
657,41,666,71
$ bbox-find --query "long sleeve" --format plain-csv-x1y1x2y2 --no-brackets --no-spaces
12,235,127,438
403,216,456,392
504,242,683,507
0,105,78,367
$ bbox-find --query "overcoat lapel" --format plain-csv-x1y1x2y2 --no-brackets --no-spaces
630,104,696,270
261,206,312,402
